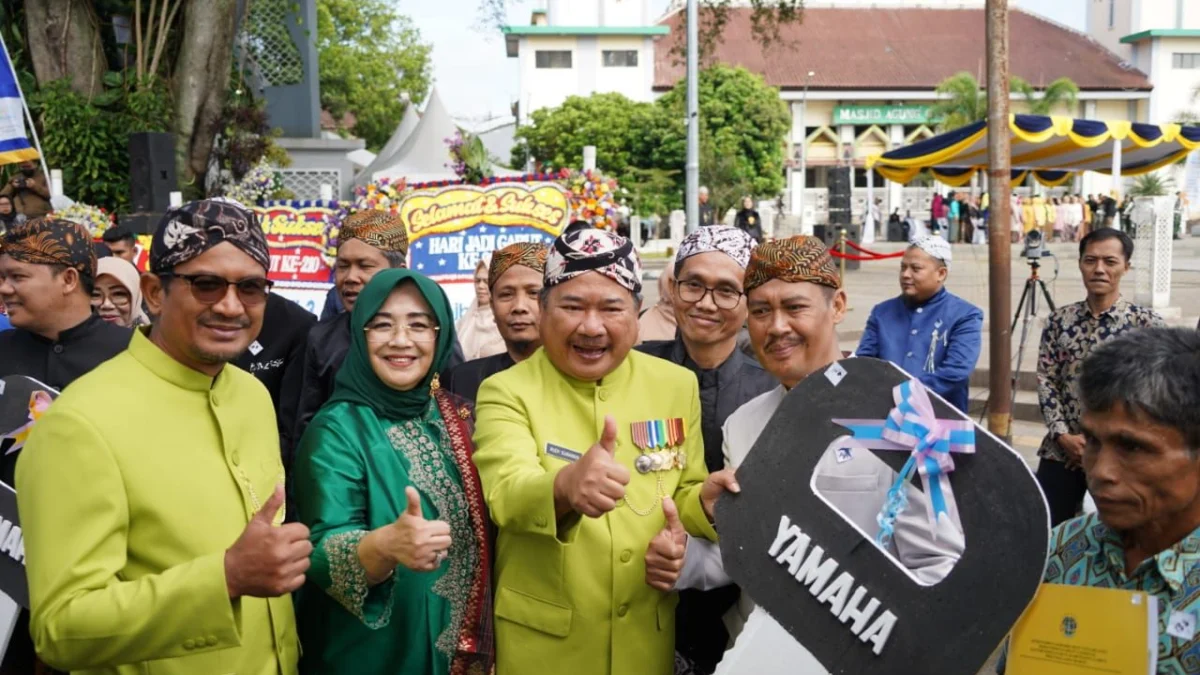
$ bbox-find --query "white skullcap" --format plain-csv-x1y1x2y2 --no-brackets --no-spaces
912,235,952,268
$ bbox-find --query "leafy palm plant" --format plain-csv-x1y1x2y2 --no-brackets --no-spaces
929,72,989,131
1128,173,1175,198
930,73,1081,131
1012,76,1080,116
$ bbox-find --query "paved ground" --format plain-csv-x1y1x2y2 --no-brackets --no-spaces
643,237,1200,674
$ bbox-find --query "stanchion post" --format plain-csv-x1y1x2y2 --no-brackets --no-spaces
838,228,847,288
839,228,853,311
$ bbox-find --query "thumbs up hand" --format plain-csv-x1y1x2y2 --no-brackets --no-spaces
379,486,452,572
553,416,631,518
224,484,313,598
645,497,688,592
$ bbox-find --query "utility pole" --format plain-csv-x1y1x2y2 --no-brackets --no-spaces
986,0,1013,442
685,0,700,234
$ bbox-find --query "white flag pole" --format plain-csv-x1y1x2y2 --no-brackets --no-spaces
0,31,53,195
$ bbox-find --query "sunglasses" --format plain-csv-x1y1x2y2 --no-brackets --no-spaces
160,273,273,306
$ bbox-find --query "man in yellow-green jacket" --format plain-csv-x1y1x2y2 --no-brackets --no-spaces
473,223,740,675
16,200,310,674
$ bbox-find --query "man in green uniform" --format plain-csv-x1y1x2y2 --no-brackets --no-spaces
473,224,737,674
18,199,307,674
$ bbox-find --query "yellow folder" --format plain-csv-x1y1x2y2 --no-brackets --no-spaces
1008,583,1157,675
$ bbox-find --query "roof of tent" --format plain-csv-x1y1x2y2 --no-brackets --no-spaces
352,104,422,185
866,114,1200,187
365,88,525,184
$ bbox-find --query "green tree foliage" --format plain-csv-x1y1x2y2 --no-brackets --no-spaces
513,66,789,216
31,76,173,212
1012,76,1079,116
316,0,433,152
658,64,791,201
931,72,1081,131
1128,173,1174,198
929,73,989,131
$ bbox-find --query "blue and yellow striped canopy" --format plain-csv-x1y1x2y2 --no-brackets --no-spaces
866,114,1200,188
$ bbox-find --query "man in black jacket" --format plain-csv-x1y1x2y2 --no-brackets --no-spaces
443,241,548,402
232,292,316,468
0,218,131,396
636,225,775,675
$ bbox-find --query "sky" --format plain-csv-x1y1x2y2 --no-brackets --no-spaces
403,0,1088,125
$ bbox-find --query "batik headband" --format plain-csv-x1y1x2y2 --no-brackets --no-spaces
150,198,270,273
674,225,757,276
744,235,841,293
1,217,96,282
489,242,549,289
544,224,642,294
338,209,409,254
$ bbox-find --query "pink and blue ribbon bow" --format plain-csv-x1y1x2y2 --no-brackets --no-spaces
832,379,975,546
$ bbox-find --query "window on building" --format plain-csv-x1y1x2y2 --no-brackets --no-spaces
535,50,573,69
1108,0,1115,28
602,50,638,67
1174,53,1200,69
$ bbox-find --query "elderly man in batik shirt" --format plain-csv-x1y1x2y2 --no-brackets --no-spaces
999,328,1200,673
637,226,774,675
443,241,549,403
1036,228,1163,526
18,199,309,675
472,223,739,675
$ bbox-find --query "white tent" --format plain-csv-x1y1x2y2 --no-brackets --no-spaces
352,103,422,186
367,88,525,184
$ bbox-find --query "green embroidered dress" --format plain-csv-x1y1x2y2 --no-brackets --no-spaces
293,269,494,675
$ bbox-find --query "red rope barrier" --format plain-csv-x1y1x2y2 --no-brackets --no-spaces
828,249,887,261
843,239,906,259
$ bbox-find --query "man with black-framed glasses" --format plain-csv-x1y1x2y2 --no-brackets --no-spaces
636,225,774,675
17,198,306,674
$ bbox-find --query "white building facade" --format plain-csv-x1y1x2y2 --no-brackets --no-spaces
503,0,663,126
507,0,1200,225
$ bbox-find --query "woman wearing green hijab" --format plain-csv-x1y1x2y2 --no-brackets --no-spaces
293,269,493,675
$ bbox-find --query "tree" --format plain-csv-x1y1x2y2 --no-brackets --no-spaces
658,64,791,203
931,72,1080,131
22,0,241,193
316,0,432,152
928,72,989,131
25,0,106,98
1128,173,1174,198
173,0,240,187
514,93,675,177
1012,76,1079,116
513,93,682,214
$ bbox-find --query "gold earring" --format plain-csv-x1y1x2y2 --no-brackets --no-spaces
431,373,441,391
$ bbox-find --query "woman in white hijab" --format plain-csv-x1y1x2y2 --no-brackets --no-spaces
456,259,506,360
636,256,677,343
91,257,149,328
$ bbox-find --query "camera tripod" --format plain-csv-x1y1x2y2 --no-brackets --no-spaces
1009,259,1056,410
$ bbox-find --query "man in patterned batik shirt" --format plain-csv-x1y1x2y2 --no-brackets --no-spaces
1016,328,1200,673
1036,228,1163,526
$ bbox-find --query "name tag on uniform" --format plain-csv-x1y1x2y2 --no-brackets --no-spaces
546,443,582,463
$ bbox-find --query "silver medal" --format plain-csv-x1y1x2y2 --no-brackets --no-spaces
635,454,653,474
